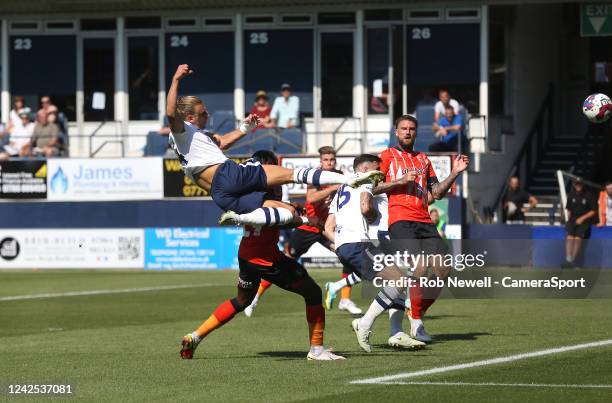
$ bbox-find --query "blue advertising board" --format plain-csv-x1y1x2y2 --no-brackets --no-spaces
144,227,243,270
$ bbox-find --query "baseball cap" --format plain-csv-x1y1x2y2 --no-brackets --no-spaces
255,90,268,100
281,83,291,91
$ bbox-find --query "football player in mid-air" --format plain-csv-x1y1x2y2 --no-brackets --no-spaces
180,150,345,361
167,64,383,231
324,154,425,351
245,146,362,317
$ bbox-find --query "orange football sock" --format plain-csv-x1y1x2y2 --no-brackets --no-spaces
409,283,424,319
340,273,351,300
195,299,237,338
421,285,443,314
306,304,325,346
340,285,352,300
257,280,272,297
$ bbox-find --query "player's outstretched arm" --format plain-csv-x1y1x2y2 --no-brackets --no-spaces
373,171,416,195
431,154,470,200
323,214,336,243
166,64,192,134
306,185,339,204
360,191,378,223
213,114,259,150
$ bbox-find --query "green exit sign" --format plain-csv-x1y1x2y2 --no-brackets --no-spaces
581,3,612,36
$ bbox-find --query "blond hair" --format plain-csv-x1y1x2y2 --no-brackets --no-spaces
176,96,203,119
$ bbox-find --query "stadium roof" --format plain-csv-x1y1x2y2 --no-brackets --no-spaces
0,0,587,15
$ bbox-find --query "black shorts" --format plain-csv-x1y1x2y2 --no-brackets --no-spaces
288,228,333,258
566,221,591,239
388,220,448,256
211,159,268,213
336,242,384,282
238,254,308,291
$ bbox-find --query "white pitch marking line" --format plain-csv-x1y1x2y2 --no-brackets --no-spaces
375,381,612,389
0,284,215,302
351,339,612,384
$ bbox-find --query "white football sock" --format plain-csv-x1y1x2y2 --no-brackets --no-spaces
236,207,293,226
358,299,386,331
359,285,403,330
309,345,324,355
292,168,346,186
328,273,361,296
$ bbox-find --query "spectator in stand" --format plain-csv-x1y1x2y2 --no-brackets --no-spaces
7,96,31,134
271,83,299,129
433,89,460,122
38,96,59,117
0,110,35,159
429,105,465,152
502,176,538,224
249,90,274,130
429,208,446,238
597,181,612,227
25,111,61,157
562,178,597,268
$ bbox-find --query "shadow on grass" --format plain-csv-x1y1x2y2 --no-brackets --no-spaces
431,332,492,342
422,314,470,320
256,351,311,360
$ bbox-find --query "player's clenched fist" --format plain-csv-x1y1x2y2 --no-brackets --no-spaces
239,113,260,134
173,64,193,81
398,171,417,183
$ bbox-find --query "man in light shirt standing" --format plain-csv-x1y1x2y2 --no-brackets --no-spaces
433,89,460,122
271,83,300,129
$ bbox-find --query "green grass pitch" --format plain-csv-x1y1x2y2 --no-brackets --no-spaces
1,269,611,402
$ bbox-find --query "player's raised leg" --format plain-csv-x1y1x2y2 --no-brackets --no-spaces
324,272,361,310
219,199,302,227
261,164,384,189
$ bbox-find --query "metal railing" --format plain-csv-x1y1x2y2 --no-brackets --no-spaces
487,82,554,221
88,120,125,157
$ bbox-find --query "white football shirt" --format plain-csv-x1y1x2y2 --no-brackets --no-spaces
169,121,228,181
329,184,371,249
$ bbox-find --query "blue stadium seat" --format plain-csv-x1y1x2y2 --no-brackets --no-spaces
227,129,278,157
275,128,303,155
208,110,235,134
144,131,169,156
415,104,436,151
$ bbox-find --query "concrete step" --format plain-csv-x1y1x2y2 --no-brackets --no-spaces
524,211,560,218
524,221,562,226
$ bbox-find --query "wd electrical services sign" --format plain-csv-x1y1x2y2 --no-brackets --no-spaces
144,227,242,269
581,3,612,36
46,158,164,201
0,160,47,199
